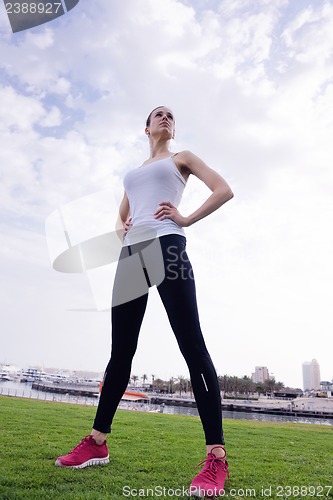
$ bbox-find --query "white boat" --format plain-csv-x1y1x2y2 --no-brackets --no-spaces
0,372,11,381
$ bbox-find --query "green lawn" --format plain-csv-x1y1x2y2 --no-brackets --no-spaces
0,396,332,499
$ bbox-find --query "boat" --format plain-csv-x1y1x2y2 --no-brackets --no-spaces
99,382,149,401
122,390,149,401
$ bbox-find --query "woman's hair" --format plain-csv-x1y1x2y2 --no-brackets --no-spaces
146,106,164,127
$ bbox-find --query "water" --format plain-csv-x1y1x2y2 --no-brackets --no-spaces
147,403,333,426
0,380,99,407
1,381,332,426
221,409,333,426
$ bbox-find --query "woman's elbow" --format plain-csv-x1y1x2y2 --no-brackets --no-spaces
227,188,234,201
220,187,234,204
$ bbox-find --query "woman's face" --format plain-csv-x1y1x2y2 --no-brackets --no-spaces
146,106,175,140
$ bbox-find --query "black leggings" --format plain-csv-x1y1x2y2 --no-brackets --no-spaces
93,234,224,445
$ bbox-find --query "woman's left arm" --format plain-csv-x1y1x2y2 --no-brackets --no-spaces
154,150,234,227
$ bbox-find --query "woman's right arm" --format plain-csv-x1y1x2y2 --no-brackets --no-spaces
115,191,131,240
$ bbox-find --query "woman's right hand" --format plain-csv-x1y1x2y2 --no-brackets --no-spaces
124,216,133,234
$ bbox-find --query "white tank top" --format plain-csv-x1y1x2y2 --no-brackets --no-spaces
123,155,186,245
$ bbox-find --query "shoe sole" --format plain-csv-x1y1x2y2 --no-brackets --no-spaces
55,456,109,469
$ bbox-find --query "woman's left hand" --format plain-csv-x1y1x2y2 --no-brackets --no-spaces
154,201,190,227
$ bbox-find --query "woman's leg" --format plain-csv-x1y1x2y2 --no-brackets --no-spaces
55,246,149,467
92,245,149,434
157,235,224,446
92,293,148,434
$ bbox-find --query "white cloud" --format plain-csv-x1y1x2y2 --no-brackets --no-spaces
26,28,55,49
0,86,45,131
282,1,333,63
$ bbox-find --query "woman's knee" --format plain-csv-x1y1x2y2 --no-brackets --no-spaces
179,338,210,364
109,341,138,365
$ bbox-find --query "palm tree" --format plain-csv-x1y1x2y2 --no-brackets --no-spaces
168,377,175,394
185,377,192,396
131,374,138,387
154,378,167,393
263,377,277,396
255,383,265,397
240,375,255,398
230,376,241,397
142,374,148,386
218,374,232,398
275,381,285,392
177,376,186,396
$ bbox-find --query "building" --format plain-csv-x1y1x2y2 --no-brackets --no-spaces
302,359,321,391
251,366,269,384
320,381,332,397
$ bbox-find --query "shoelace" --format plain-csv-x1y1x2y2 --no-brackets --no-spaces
194,454,230,485
68,436,91,455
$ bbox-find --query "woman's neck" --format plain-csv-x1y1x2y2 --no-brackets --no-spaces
148,138,171,159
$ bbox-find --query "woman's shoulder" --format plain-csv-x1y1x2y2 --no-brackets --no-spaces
173,150,194,160
172,151,196,181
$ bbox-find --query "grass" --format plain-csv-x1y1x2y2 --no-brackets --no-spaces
0,396,332,499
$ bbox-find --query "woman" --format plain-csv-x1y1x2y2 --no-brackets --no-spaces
56,106,234,497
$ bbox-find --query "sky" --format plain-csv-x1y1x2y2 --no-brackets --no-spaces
1,0,332,389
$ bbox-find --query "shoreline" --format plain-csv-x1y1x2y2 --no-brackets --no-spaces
1,380,332,422
150,395,333,420
30,381,333,420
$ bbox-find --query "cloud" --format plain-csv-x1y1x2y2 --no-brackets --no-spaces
0,85,48,130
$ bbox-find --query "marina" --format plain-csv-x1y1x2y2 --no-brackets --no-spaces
1,380,332,426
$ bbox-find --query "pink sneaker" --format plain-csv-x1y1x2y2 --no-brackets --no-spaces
55,435,109,469
189,446,229,498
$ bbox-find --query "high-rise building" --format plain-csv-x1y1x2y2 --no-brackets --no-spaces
251,366,269,384
302,359,321,391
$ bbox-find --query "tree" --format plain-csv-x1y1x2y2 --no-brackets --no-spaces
239,375,255,397
255,383,265,396
153,378,167,393
131,374,138,386
263,378,277,396
185,378,192,396
275,381,285,392
176,376,186,396
230,376,241,397
168,377,175,394
218,374,233,397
